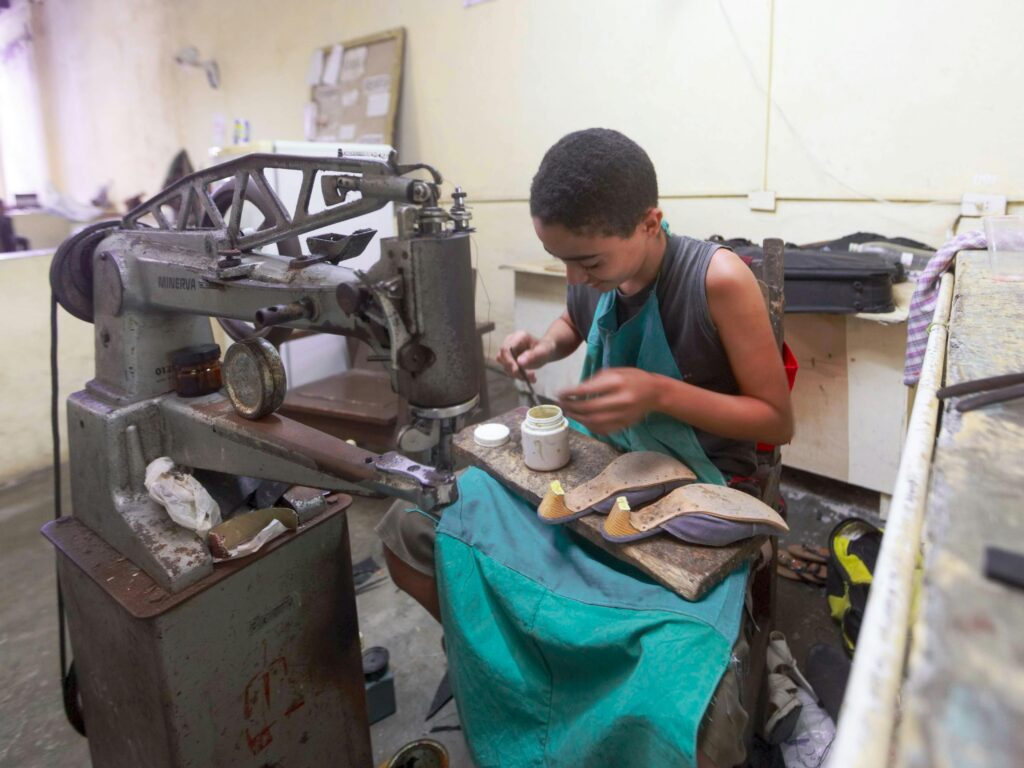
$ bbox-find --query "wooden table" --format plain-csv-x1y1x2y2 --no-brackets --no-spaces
894,257,1024,766
453,407,763,601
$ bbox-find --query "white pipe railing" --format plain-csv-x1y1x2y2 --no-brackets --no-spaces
828,272,955,767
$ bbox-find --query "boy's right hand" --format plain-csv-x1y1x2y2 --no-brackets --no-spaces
497,331,555,383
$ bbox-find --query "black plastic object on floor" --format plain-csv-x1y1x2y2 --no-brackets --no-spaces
364,646,397,724
805,643,852,723
426,672,453,720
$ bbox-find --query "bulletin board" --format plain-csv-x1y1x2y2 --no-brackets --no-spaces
308,28,405,146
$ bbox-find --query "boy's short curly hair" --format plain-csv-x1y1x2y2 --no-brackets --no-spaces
529,128,658,238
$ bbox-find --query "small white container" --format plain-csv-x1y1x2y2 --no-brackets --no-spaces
983,215,1024,281
521,405,570,471
473,423,510,448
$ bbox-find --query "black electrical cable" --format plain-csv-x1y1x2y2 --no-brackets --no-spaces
51,292,86,736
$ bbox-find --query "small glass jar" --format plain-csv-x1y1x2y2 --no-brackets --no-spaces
521,405,570,471
171,344,222,397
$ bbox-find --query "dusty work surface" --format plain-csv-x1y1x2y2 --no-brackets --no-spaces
454,407,762,601
896,258,1024,767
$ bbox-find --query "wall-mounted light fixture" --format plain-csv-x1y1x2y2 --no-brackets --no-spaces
174,46,219,89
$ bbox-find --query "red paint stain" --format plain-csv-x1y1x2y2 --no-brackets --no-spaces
242,656,307,755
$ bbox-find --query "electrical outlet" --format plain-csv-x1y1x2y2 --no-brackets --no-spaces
748,190,776,212
961,192,1007,217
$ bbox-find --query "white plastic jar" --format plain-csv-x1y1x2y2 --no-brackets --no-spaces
521,405,571,471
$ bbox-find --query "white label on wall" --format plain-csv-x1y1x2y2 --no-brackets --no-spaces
338,124,357,141
306,49,325,85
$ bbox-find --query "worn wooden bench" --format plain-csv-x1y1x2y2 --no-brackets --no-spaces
453,407,763,601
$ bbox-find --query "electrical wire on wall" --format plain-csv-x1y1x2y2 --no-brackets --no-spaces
715,0,965,238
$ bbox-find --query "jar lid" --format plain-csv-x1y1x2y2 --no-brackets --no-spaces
474,423,510,448
171,343,221,368
362,646,390,681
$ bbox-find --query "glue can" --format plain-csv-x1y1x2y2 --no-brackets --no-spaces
521,405,570,471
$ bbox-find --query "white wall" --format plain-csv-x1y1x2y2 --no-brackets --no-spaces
5,0,1024,480
0,252,94,481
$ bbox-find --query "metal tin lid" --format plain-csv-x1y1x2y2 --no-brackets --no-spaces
223,338,287,419
170,343,221,368
473,423,510,448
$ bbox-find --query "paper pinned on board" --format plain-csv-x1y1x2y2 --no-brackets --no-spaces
341,89,359,108
340,45,367,82
303,102,319,140
338,124,357,141
366,92,390,118
322,44,344,85
363,74,391,93
306,49,325,86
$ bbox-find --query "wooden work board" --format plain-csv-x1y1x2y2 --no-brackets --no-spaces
453,407,762,601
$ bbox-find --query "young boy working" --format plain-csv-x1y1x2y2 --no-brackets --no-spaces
377,128,793,767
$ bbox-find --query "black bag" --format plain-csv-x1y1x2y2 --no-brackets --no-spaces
712,237,903,314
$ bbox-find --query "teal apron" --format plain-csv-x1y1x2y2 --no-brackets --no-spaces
435,279,748,767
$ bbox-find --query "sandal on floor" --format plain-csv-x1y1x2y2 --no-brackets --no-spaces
777,551,827,586
786,543,829,564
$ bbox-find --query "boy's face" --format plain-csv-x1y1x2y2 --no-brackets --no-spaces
533,208,664,292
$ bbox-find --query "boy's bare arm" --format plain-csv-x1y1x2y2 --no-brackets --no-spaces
497,310,583,383
560,250,794,445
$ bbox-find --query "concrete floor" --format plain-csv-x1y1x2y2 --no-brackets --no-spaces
0,370,880,767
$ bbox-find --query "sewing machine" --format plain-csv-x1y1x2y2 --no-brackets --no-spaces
44,152,480,767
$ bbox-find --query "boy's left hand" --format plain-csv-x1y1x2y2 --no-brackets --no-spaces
558,368,659,435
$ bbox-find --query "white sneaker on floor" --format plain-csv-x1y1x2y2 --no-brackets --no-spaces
767,630,816,696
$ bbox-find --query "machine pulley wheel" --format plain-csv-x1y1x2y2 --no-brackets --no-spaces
49,220,120,323
206,181,302,347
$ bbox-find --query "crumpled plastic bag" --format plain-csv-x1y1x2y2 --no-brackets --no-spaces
144,457,222,535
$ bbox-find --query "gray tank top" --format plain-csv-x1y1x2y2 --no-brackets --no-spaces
566,234,757,477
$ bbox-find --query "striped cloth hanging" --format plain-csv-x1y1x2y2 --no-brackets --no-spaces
903,230,987,385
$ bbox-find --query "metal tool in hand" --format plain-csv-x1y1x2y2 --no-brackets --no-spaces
514,358,540,407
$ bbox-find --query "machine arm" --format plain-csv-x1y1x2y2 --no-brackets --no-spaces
121,152,440,255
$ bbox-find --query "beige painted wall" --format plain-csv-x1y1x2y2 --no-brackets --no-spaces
0,252,94,481
6,0,1024,480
